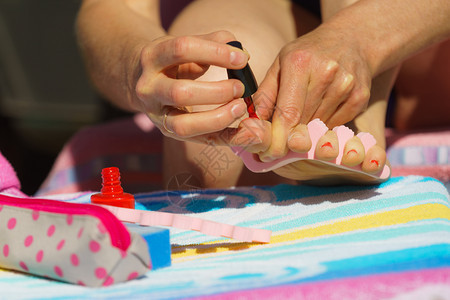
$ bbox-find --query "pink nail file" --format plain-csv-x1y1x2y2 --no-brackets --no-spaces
100,205,271,243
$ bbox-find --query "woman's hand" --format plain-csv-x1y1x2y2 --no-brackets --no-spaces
255,24,373,161
133,31,252,144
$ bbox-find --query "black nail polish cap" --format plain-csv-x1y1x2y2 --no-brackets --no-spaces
226,41,258,98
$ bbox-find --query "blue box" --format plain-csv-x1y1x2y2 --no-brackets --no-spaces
126,223,171,270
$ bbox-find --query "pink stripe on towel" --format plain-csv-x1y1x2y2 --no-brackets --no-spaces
386,128,450,147
199,268,450,300
391,166,450,182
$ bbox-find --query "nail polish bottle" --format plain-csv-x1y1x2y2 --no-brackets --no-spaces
91,167,135,209
226,41,259,119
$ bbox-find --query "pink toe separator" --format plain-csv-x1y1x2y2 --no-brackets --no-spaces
99,205,271,243
233,119,390,180
331,125,355,165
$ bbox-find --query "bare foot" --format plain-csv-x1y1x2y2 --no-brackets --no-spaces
259,66,395,186
232,118,389,185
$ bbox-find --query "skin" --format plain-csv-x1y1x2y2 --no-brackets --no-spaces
258,0,450,161
393,39,450,131
76,0,450,188
77,0,253,144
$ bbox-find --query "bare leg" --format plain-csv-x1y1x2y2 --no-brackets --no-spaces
163,0,396,188
163,0,316,188
393,39,450,131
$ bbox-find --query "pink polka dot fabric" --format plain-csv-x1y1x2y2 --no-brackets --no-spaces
0,195,151,287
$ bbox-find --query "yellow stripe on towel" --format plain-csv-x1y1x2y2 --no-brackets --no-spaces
171,203,450,261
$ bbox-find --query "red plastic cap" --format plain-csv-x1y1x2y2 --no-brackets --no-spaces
91,167,135,209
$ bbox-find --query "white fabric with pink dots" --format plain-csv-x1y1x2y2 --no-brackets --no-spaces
0,197,150,287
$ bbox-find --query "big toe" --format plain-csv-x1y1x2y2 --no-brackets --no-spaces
288,124,312,153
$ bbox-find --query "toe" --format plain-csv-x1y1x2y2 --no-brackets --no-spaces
288,124,312,153
361,144,386,174
259,122,289,162
259,144,288,162
341,136,365,167
315,130,339,161
231,118,270,153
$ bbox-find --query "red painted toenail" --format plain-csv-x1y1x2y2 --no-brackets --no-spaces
321,142,333,148
371,160,379,167
347,149,357,155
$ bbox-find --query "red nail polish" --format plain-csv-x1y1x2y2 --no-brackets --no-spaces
91,167,135,209
321,142,333,148
370,160,379,167
347,149,358,155
244,96,259,119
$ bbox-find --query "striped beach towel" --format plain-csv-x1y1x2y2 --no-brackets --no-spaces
1,176,449,299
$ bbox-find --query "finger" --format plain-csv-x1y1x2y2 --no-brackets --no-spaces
260,51,310,161
176,30,248,80
325,85,370,128
177,62,210,80
162,99,247,138
191,118,271,152
312,72,355,123
145,76,245,107
299,60,339,124
253,58,280,121
151,35,249,71
195,31,253,62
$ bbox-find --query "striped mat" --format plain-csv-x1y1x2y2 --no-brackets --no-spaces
2,176,450,299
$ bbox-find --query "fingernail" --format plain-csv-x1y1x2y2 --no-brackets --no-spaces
326,60,338,71
230,51,248,66
231,102,247,118
370,159,379,167
233,82,245,98
341,74,354,91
